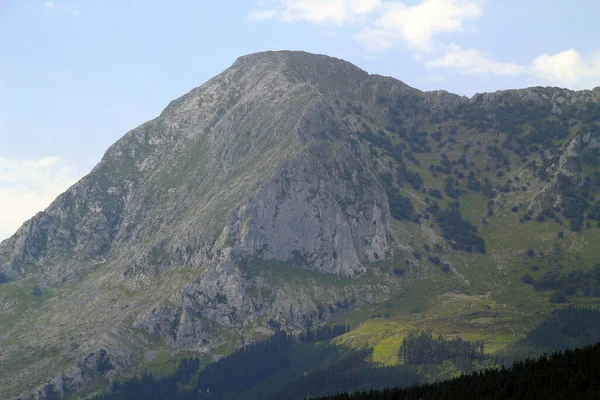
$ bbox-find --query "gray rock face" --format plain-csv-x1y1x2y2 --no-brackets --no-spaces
530,124,600,211
136,301,207,348
472,86,600,108
227,147,392,277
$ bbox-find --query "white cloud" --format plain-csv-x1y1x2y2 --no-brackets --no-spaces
360,0,483,52
245,2,599,91
249,0,483,52
426,44,527,75
44,1,81,17
0,157,79,240
532,49,600,89
248,0,382,26
426,46,600,90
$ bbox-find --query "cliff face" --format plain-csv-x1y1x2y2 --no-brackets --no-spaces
0,51,598,399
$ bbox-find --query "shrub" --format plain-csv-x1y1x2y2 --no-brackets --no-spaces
428,188,442,199
564,285,577,296
550,291,567,304
428,256,441,265
522,274,534,284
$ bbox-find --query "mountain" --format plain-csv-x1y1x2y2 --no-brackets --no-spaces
0,51,599,399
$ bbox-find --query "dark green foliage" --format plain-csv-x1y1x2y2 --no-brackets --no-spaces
271,355,421,400
97,331,295,400
388,192,416,221
92,308,600,400
434,153,452,174
0,272,7,284
550,291,567,304
379,173,416,221
398,331,484,365
494,100,552,132
521,274,533,284
299,324,349,343
314,343,600,400
496,307,600,366
486,146,509,168
531,266,600,302
398,165,424,188
443,177,461,199
526,119,569,147
455,102,493,131
215,294,228,304
43,384,61,400
526,249,535,258
32,287,42,296
407,129,429,153
360,130,397,156
530,145,600,228
577,103,600,123
580,148,600,167
428,256,440,265
528,308,600,350
96,349,113,374
193,330,297,398
484,100,564,155
432,203,485,253
453,98,598,232
361,104,425,190
430,131,443,142
94,329,421,400
385,95,423,129
428,188,442,199
467,172,481,191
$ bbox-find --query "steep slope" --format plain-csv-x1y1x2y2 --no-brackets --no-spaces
0,51,599,399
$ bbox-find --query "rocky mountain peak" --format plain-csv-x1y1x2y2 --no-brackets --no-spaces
232,50,364,74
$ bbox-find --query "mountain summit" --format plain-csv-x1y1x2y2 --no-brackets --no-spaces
1,51,599,398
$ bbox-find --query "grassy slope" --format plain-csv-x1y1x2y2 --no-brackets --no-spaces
329,109,600,365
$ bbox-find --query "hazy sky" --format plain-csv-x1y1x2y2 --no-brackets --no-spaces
1,0,599,239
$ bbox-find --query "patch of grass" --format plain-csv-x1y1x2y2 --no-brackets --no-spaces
0,278,53,328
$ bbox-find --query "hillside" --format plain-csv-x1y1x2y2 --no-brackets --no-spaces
87,308,600,400
314,342,600,400
0,50,599,398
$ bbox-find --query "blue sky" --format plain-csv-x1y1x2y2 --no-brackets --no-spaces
1,0,599,239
